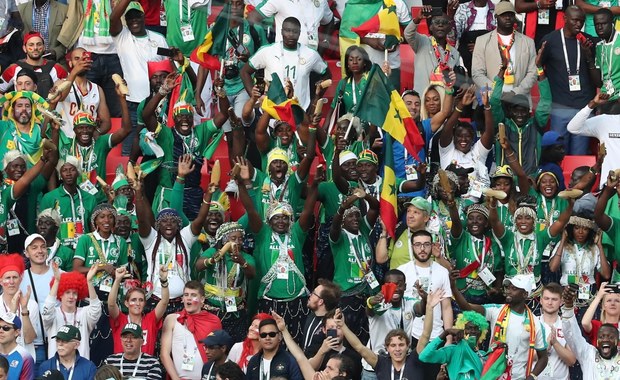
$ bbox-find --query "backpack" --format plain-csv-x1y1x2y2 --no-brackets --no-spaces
15,59,56,98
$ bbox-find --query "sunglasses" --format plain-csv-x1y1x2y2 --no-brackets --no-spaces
259,332,278,338
0,326,14,331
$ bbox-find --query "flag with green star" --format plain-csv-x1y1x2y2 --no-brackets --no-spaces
381,133,398,238
350,0,402,50
353,64,424,161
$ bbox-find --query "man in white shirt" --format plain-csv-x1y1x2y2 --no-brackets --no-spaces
240,16,330,110
110,0,168,156
537,283,575,380
452,273,549,380
396,229,453,379
248,0,333,50
562,284,620,380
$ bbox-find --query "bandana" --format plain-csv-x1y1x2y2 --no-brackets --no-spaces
73,111,97,127
266,202,293,222
339,150,357,166
568,215,597,230
536,171,558,186
38,208,61,227
147,60,174,78
267,147,289,167
23,32,43,45
156,208,182,230
514,206,536,219
357,149,378,165
215,222,245,244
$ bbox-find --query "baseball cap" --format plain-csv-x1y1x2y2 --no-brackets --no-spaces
445,163,474,176
403,197,432,214
491,165,514,179
495,1,516,15
201,330,233,347
541,131,564,147
36,370,64,380
24,234,46,250
53,325,81,341
121,322,143,338
503,274,535,295
0,314,21,329
125,1,144,14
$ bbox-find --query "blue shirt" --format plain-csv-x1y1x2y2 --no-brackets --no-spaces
2,345,34,380
38,353,97,380
392,119,433,198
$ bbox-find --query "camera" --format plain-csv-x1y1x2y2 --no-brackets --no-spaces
223,60,239,80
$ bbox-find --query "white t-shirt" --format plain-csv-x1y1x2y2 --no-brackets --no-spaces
471,5,489,31
20,267,55,316
171,319,204,379
140,226,197,299
113,28,168,103
360,0,411,69
396,261,452,339
256,0,333,48
567,107,620,185
0,299,40,357
227,342,253,372
57,81,102,138
439,139,491,186
552,244,601,286
537,315,570,380
249,42,327,109
484,304,547,380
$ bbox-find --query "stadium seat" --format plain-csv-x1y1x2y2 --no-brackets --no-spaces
561,155,596,188
106,118,128,183
400,44,414,92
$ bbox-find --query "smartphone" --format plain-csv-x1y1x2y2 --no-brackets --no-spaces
607,284,620,293
576,33,587,44
431,7,443,16
82,51,91,61
255,70,266,94
157,47,175,57
326,329,337,339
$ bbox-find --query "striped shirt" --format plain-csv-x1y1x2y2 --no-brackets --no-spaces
105,353,162,380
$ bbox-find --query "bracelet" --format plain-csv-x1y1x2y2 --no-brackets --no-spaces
445,87,454,95
537,67,544,76
366,297,374,309
454,106,463,113
161,283,169,288
589,167,599,175
245,183,253,189
242,262,249,269
21,311,30,316
203,198,209,205
379,234,387,239
176,175,185,182
203,257,209,267
484,105,491,111
159,279,168,285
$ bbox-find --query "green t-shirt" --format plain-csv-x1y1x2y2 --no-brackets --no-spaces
529,188,567,228
0,185,16,244
163,0,209,56
200,247,256,309
0,120,42,166
127,233,147,282
451,231,501,297
74,232,128,287
23,175,46,233
253,222,307,299
156,120,222,188
318,181,358,218
251,170,303,220
596,28,620,100
48,241,75,272
39,187,97,248
58,133,113,203
260,138,300,173
603,216,620,263
330,218,376,293
388,229,412,270
496,228,556,279
330,74,368,114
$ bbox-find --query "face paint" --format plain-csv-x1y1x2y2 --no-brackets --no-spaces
464,334,477,348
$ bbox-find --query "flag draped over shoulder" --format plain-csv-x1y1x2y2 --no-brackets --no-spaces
381,134,398,238
339,0,383,73
190,3,230,69
481,346,511,380
353,65,424,161
351,0,401,49
261,74,305,129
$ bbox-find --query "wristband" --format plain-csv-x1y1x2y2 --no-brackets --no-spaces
589,167,599,175
203,198,209,205
176,175,185,181
308,127,317,132
366,297,375,309
454,106,463,113
484,105,491,111
445,87,454,95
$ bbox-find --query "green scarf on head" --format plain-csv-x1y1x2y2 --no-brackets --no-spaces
81,0,112,45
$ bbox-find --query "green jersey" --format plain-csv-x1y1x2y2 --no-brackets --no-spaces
163,0,209,56
251,170,303,220
0,185,16,248
495,228,557,280
74,232,129,287
330,74,369,114
48,239,75,272
451,231,501,297
330,218,376,294
201,247,256,309
0,120,42,166
254,222,307,299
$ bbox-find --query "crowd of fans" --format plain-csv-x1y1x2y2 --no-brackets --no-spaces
0,0,620,379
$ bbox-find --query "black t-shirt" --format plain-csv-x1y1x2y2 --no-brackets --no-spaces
540,29,597,109
201,361,217,380
305,345,363,380
374,353,423,380
301,313,325,351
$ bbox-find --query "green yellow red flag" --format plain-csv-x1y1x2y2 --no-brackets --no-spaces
380,134,398,238
261,74,305,129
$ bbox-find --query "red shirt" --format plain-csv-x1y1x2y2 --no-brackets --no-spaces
110,311,162,355
139,0,162,26
586,320,619,346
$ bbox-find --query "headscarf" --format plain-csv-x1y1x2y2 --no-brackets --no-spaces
267,147,289,167
147,60,174,78
2,150,26,171
215,222,245,245
90,203,117,230
156,208,182,230
38,208,61,227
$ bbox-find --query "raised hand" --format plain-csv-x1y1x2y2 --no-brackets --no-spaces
536,41,547,69
177,154,195,178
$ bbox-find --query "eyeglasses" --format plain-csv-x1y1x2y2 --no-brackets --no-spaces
259,332,278,338
0,326,14,331
311,292,323,299
412,242,432,249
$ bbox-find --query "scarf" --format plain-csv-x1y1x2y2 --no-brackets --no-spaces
525,9,564,40
81,0,112,45
177,309,215,363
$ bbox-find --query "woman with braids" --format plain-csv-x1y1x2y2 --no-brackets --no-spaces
549,213,610,309
234,152,320,342
134,154,213,314
227,313,272,372
428,169,467,254
72,202,129,365
196,221,256,342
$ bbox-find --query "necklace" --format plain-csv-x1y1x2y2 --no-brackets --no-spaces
595,352,620,379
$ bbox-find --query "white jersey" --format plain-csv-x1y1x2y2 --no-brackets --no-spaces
537,315,570,380
57,81,101,138
171,319,204,379
249,42,327,109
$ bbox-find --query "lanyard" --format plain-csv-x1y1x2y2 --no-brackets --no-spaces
273,233,290,261
604,31,618,80
391,363,405,380
351,78,357,105
74,143,95,174
120,353,142,378
56,359,75,380
513,234,535,273
470,235,488,267
568,244,593,280
303,316,322,349
47,239,61,266
560,29,580,75
63,187,84,225
179,0,190,23
497,32,515,73
61,308,78,326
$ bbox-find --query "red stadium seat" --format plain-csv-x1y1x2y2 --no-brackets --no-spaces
561,155,596,188
400,44,414,92
106,118,128,183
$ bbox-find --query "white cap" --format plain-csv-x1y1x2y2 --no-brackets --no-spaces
24,234,46,250
503,274,535,295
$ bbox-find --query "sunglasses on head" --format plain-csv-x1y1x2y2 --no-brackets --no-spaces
259,332,278,338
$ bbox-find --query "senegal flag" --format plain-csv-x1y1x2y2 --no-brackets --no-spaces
351,0,402,50
190,3,230,69
339,0,383,74
60,222,75,239
481,346,510,380
261,73,305,129
381,134,398,238
353,65,424,161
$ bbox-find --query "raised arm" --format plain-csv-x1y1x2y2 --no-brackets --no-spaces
375,221,389,265
594,171,618,231
143,72,179,132
154,266,170,321
498,133,530,195
133,176,155,238
110,0,131,36
272,311,320,378
296,118,318,180
254,111,272,155
108,267,131,320
13,148,51,198
439,85,475,148
430,75,455,133
549,199,574,238
330,193,361,242
110,81,132,146
336,309,378,367
416,289,445,354
449,268,486,315
298,169,321,232
488,196,505,239
581,282,608,334
235,157,263,234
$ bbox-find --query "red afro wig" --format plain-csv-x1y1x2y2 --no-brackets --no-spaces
238,313,273,368
0,253,25,278
50,271,89,301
